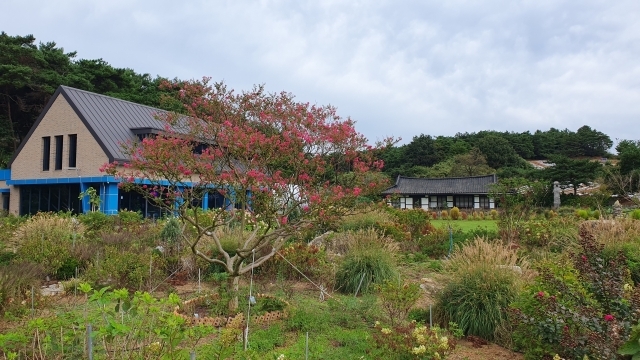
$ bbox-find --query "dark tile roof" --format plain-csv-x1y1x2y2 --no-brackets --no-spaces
10,86,168,166
381,174,498,195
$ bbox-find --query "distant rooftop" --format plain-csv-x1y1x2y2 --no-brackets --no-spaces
382,174,498,195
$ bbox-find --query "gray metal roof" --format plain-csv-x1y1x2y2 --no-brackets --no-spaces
381,174,498,195
10,86,169,166
61,86,168,162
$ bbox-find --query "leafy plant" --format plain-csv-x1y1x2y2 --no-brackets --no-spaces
14,213,83,276
510,229,640,360
377,280,421,326
372,322,455,360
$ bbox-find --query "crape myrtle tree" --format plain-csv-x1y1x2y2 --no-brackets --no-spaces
103,79,389,310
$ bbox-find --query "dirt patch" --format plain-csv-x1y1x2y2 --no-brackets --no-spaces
449,339,523,360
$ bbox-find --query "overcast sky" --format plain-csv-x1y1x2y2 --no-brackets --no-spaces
3,0,640,146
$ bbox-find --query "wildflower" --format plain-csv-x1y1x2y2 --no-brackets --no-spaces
440,336,449,348
411,345,426,355
277,355,285,360
374,321,380,327
536,291,545,298
604,314,614,322
581,255,587,262
624,283,633,292
381,328,392,335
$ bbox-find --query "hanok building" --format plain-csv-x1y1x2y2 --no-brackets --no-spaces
2,85,226,217
381,174,498,210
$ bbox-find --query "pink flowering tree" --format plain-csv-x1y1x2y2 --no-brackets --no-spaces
103,79,389,310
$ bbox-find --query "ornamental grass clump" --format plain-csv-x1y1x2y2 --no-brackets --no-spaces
334,229,398,295
435,237,531,341
15,213,84,276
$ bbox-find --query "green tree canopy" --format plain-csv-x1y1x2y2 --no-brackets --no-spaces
543,155,602,195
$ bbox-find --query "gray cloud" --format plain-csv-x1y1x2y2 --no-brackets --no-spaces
3,0,639,146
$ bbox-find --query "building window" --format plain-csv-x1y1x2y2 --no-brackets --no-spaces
478,196,490,209
54,135,63,170
68,134,77,168
42,137,51,171
412,197,422,209
454,195,474,209
19,184,81,215
437,196,448,209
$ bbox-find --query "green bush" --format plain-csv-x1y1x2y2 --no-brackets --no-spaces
82,246,166,291
79,211,113,238
14,213,82,276
510,231,638,360
377,280,421,326
630,209,640,220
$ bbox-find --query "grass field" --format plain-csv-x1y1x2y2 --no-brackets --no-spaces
430,219,498,232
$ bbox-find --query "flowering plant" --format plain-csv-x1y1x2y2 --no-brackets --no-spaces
372,321,455,359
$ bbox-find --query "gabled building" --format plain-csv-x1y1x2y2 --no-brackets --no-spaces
4,85,225,217
381,174,498,210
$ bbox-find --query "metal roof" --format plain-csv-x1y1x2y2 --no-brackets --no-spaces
381,174,498,195
10,86,169,166
61,86,168,162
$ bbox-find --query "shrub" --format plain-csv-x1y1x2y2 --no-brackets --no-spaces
116,210,143,226
258,243,331,283
334,230,398,295
435,237,530,341
440,210,448,220
377,280,421,326
449,207,460,220
431,211,438,220
460,211,468,220
78,211,113,238
83,246,167,290
490,209,498,220
14,213,84,277
372,322,455,360
395,209,431,239
630,209,640,220
510,229,640,359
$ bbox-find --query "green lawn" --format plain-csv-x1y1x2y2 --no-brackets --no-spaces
430,219,498,232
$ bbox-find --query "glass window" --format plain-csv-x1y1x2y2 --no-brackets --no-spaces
42,137,51,171
54,135,63,170
454,195,474,209
68,134,77,168
478,196,490,209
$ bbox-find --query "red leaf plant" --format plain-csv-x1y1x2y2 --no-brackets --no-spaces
103,79,392,311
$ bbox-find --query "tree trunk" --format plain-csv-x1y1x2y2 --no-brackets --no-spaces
228,274,240,313
4,95,17,151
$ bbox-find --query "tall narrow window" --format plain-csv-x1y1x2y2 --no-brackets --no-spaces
54,135,63,170
42,137,51,171
68,134,77,168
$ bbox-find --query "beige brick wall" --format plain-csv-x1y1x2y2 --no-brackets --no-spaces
0,180,6,190
11,94,109,180
9,186,19,215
